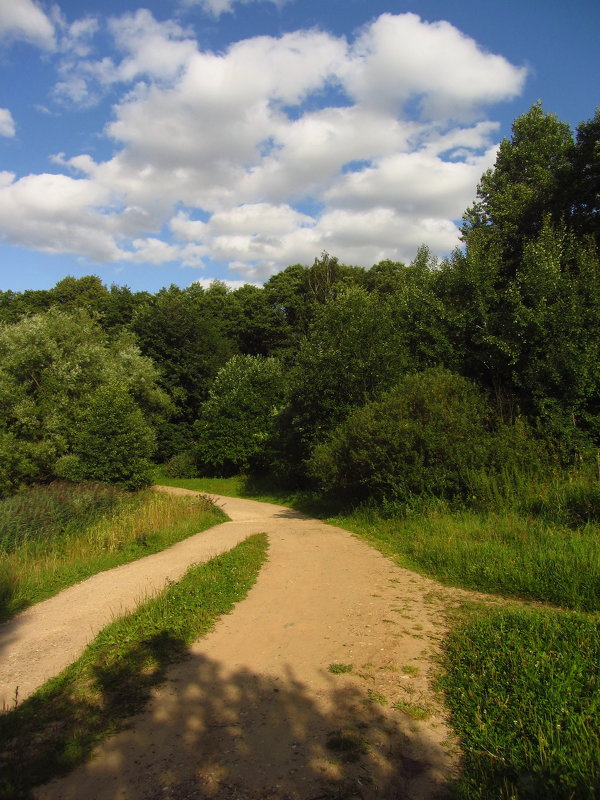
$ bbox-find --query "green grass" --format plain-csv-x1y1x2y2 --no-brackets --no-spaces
366,689,388,706
0,483,226,622
391,700,433,721
438,603,600,799
401,665,419,675
154,474,251,498
328,663,354,674
0,481,126,553
329,509,600,612
0,533,268,800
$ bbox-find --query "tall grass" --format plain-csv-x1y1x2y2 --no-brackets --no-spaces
0,482,226,622
467,466,600,527
336,508,600,611
0,482,125,553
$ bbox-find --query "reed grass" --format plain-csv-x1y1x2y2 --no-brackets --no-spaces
0,483,226,622
0,482,125,553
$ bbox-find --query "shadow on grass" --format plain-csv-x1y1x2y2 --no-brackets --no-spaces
1,640,454,800
0,631,187,799
239,473,351,519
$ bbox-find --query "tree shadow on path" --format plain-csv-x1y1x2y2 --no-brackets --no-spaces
16,642,454,800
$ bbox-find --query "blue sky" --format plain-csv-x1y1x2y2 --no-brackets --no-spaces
0,0,598,293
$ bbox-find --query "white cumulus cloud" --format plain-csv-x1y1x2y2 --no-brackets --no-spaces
0,0,55,49
343,13,526,119
0,12,527,280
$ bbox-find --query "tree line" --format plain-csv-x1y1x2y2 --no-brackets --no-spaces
0,102,598,501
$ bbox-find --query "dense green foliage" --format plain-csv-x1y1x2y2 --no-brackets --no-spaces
194,354,285,474
0,99,597,508
0,309,169,496
308,369,493,502
56,383,156,490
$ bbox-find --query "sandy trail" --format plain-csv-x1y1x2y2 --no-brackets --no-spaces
2,488,470,799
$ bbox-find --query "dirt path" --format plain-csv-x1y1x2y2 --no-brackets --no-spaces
3,489,477,799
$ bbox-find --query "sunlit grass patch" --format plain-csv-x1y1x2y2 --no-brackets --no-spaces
328,663,354,674
438,603,600,799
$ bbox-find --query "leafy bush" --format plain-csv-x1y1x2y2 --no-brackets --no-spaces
0,308,170,495
194,355,285,475
162,451,199,479
56,383,155,490
308,369,492,502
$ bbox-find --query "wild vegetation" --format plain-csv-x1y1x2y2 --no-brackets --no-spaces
0,482,225,622
1,102,599,797
439,605,599,799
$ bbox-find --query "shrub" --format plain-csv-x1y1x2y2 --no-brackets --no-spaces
56,383,155,490
194,355,285,475
308,368,493,502
162,452,199,479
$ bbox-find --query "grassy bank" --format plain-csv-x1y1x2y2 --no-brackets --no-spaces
0,533,268,799
332,508,600,612
0,482,226,622
438,603,599,799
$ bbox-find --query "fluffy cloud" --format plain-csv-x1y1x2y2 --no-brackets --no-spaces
0,172,126,261
0,0,55,49
343,13,526,119
0,11,527,280
53,10,196,106
0,109,16,138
